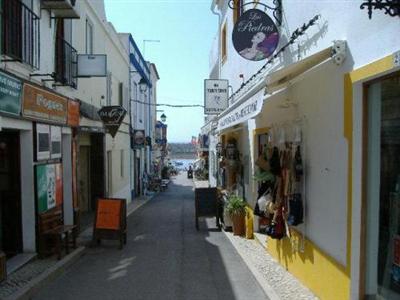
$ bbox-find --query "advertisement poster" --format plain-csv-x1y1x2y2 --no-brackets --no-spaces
36,164,63,213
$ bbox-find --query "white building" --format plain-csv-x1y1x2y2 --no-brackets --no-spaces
0,0,131,264
208,1,400,299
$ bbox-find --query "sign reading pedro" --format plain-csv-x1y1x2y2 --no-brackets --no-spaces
0,71,22,116
22,84,68,124
98,106,127,138
232,9,279,61
93,198,127,249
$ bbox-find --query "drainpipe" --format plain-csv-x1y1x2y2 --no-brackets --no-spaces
210,0,221,79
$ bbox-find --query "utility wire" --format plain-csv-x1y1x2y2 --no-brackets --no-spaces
131,99,204,108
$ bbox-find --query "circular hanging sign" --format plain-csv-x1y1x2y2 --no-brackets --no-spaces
232,9,279,61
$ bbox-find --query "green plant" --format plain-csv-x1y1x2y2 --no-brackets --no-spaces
226,195,247,217
253,170,275,182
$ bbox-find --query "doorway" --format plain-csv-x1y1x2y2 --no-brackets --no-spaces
0,131,22,258
364,73,400,299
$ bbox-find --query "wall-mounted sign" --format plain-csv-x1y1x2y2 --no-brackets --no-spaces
204,79,229,115
217,90,264,131
98,106,127,138
36,163,63,214
77,54,107,78
232,9,279,61
67,100,80,127
22,84,68,124
132,129,145,148
0,71,22,116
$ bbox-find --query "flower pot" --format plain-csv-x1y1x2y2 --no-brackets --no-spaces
231,213,246,236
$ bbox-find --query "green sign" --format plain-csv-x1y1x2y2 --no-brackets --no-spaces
36,164,63,213
0,71,22,116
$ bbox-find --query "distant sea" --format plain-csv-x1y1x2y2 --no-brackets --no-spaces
171,159,195,171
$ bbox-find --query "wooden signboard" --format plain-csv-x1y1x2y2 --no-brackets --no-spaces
92,198,127,249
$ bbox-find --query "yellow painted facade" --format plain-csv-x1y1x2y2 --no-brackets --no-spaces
261,53,396,300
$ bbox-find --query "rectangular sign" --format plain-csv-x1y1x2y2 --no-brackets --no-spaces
0,71,23,116
77,54,107,78
67,100,80,127
95,199,122,230
217,90,264,131
36,163,63,213
22,84,68,124
204,79,228,115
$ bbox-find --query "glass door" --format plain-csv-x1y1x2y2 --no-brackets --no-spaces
365,74,400,299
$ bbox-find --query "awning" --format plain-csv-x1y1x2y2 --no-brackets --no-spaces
217,90,264,132
265,47,332,93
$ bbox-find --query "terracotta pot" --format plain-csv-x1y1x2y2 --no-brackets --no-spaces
231,213,245,236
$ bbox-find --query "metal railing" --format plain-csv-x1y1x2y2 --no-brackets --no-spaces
1,0,40,69
54,36,78,89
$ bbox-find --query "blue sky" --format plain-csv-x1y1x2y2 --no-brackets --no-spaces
104,0,217,143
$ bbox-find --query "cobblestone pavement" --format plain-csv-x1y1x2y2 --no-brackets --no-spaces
224,232,319,300
0,258,54,299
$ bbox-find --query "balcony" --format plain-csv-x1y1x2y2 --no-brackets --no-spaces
41,0,80,18
1,0,40,69
54,36,77,89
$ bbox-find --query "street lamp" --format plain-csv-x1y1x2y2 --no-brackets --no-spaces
138,78,148,93
160,113,167,123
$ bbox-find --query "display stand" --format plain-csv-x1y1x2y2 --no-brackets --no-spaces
195,188,219,230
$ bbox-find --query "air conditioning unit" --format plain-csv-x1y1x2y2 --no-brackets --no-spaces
41,0,80,18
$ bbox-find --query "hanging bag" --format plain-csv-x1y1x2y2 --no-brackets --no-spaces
288,193,304,226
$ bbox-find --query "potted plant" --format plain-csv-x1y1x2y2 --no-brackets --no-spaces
226,195,247,236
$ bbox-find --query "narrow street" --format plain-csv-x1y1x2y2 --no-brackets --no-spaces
34,174,269,300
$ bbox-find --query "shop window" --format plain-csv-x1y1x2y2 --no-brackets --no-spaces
118,82,123,106
120,149,124,178
86,18,94,55
36,124,50,161
221,23,227,63
50,126,62,159
365,74,400,299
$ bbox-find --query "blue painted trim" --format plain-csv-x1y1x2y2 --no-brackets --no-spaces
129,35,152,88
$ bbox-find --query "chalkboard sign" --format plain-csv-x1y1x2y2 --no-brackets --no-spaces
92,198,127,249
195,188,218,230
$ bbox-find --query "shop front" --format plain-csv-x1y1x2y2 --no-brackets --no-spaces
0,71,25,258
76,101,106,230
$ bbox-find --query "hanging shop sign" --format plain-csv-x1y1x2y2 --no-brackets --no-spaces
232,9,279,61
67,100,80,127
204,79,229,115
93,198,127,249
0,71,23,116
22,84,68,124
36,163,63,214
132,129,145,148
98,106,127,138
217,90,264,131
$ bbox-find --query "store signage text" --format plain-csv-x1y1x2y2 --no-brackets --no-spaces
22,84,68,124
0,71,22,116
232,9,279,61
218,91,264,131
204,79,229,115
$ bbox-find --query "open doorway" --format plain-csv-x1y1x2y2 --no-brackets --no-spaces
0,131,22,258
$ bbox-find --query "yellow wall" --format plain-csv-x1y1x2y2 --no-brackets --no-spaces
263,53,397,300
